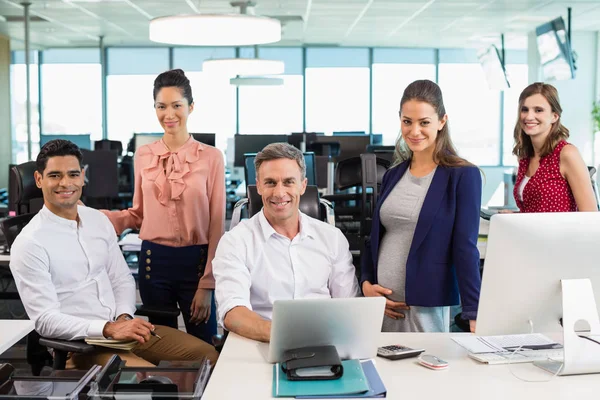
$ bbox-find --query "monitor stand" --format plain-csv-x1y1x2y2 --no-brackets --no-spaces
534,279,600,376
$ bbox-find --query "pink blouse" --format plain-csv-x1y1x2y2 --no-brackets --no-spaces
102,137,225,289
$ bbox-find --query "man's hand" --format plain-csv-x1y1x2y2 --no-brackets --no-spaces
470,320,476,333
362,281,410,320
190,288,212,325
103,318,154,344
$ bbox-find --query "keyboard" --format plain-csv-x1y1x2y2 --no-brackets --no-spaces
469,349,564,365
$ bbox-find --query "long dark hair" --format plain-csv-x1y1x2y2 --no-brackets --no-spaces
512,82,569,159
393,79,471,167
153,68,193,105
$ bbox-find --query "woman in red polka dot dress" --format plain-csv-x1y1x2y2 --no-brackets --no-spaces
512,83,597,213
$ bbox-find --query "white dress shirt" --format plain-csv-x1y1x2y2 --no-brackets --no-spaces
10,205,136,340
213,210,360,326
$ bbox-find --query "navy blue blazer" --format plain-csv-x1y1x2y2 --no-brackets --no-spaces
360,161,482,320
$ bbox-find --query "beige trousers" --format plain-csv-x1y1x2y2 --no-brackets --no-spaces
68,325,219,369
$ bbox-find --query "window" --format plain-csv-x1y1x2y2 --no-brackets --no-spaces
238,48,303,135
41,64,102,141
502,64,529,166
372,64,436,145
439,63,501,165
10,54,40,164
305,48,370,134
106,48,169,148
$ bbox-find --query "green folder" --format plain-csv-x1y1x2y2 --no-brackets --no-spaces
273,359,369,398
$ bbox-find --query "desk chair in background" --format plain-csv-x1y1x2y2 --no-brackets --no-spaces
230,185,335,230
81,149,120,210
9,162,43,216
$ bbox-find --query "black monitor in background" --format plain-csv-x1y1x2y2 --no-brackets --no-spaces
192,133,216,147
535,16,576,81
333,131,366,136
40,134,92,150
244,152,317,188
312,134,371,162
234,134,288,167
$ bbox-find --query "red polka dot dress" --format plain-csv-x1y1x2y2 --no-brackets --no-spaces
514,140,577,213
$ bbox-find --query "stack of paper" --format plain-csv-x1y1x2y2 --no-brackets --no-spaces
85,338,138,351
452,333,561,354
118,233,142,252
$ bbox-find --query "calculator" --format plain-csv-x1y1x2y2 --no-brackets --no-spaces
377,345,425,360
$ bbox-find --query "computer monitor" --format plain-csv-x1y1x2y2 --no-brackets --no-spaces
312,135,371,162
40,134,92,150
268,297,385,362
244,152,317,188
191,133,216,147
332,131,366,136
477,212,600,375
233,134,288,167
133,133,162,152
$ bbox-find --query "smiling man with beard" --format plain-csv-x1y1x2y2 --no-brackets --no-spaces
213,143,360,343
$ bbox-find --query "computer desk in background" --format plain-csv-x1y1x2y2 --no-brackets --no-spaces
0,320,33,355
203,332,599,400
0,254,9,267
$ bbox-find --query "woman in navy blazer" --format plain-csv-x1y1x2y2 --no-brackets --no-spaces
361,80,482,333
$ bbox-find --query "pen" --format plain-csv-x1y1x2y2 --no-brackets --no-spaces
150,330,162,340
121,315,162,339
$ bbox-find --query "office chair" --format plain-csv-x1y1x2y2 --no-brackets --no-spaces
589,166,599,210
81,149,120,209
94,139,123,156
229,185,335,230
9,162,43,216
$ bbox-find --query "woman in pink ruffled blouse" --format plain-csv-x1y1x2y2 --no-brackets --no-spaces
102,69,225,344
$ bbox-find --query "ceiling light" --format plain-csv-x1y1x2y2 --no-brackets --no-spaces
203,58,284,76
230,76,284,86
149,1,281,46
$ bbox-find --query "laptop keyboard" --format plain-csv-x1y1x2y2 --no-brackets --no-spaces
469,349,564,365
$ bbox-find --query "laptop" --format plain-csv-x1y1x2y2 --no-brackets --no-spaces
268,297,386,363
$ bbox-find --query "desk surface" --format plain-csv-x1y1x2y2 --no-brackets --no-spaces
204,332,599,400
0,320,34,355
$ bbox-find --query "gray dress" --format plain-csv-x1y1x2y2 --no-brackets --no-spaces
377,167,450,332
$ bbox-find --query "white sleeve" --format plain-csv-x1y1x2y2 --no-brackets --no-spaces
212,231,253,327
328,229,361,298
9,236,108,340
102,215,136,319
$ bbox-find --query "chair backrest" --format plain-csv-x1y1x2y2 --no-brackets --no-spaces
1,213,36,249
94,139,123,155
244,152,318,190
81,149,119,199
9,162,44,216
247,185,322,220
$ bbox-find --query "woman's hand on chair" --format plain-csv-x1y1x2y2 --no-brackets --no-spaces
362,281,410,320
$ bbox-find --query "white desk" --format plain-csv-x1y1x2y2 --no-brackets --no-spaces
0,320,34,355
204,332,600,400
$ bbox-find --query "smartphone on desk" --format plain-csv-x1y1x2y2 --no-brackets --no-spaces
377,345,425,360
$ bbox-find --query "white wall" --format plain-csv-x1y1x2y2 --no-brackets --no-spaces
528,31,598,165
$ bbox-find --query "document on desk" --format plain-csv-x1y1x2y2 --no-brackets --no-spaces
452,333,560,354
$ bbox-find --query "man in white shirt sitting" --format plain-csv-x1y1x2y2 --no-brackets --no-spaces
10,139,218,368
213,143,360,342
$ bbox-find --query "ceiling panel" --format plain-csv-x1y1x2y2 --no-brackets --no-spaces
1,0,597,50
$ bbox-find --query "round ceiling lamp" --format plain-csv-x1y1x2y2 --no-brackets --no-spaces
149,2,281,46
203,58,284,76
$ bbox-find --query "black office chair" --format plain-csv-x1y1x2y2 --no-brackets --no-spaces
81,149,120,209
9,162,44,216
229,185,335,230
94,139,123,156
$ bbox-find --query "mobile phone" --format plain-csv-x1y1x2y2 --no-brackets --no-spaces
377,345,425,360
418,354,449,370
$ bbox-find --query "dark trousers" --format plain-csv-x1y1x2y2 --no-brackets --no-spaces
139,241,217,344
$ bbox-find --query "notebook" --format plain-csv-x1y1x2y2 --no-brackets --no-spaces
85,338,137,351
296,360,387,399
273,359,369,398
